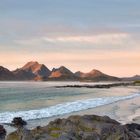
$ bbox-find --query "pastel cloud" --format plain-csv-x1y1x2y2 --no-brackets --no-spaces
14,32,130,46
44,33,129,44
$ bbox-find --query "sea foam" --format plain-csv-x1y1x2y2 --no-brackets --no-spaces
0,93,139,123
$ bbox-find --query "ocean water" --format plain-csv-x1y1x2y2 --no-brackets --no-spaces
0,81,139,123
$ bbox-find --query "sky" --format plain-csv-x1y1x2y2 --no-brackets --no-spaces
0,0,140,77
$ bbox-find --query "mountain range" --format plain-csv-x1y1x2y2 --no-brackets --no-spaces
0,61,139,81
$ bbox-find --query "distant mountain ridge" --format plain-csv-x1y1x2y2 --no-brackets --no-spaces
122,75,140,81
74,69,120,81
0,61,139,81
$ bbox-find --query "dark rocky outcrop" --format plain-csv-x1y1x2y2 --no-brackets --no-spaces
11,117,27,127
56,82,134,89
0,125,6,140
6,117,33,140
6,115,140,140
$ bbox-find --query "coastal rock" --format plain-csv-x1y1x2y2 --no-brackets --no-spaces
6,117,33,140
0,125,6,140
56,82,134,89
11,117,27,127
7,115,140,140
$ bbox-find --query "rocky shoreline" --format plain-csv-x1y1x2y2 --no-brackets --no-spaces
55,82,135,89
1,114,140,140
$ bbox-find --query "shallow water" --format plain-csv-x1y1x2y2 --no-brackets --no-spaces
0,81,139,123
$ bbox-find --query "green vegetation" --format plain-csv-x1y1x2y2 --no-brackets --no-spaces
48,127,61,131
50,133,60,138
134,80,140,85
79,125,96,132
134,80,140,83
6,132,20,140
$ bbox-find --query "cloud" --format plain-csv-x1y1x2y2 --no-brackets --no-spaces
14,32,130,46
44,33,129,44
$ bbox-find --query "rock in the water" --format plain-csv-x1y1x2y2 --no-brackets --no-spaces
12,117,27,127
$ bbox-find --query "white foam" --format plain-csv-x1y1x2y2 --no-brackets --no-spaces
0,93,139,123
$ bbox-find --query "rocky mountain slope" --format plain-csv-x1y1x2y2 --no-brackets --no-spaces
0,66,15,80
13,61,51,80
49,66,77,80
21,61,51,77
75,69,120,81
13,69,36,80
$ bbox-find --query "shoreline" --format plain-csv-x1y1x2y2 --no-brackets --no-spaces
5,96,140,139
25,95,140,129
3,88,140,133
4,96,140,134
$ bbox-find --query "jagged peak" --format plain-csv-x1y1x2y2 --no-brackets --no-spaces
52,66,71,72
0,66,6,69
89,69,103,74
59,66,69,71
59,66,66,69
21,61,50,72
22,61,40,69
50,66,74,78
0,66,11,72
75,71,82,74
